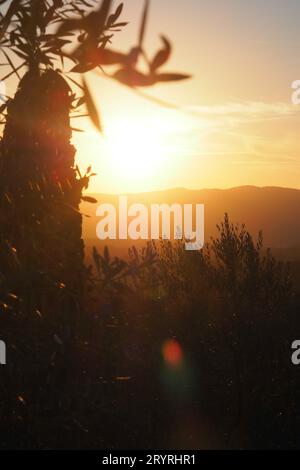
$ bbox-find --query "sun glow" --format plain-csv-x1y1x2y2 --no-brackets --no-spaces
104,118,169,183
74,110,199,194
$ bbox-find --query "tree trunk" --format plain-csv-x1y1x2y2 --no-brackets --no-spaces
0,69,87,317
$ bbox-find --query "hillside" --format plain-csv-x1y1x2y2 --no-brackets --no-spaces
81,186,300,259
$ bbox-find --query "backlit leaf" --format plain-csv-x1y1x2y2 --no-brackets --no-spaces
82,77,103,133
150,36,171,72
156,72,192,82
81,196,97,203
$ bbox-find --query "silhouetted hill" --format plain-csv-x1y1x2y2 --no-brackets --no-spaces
81,186,300,260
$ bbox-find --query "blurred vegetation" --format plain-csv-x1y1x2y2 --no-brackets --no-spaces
0,214,299,449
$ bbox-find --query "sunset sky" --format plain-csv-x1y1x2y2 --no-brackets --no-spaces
4,0,300,193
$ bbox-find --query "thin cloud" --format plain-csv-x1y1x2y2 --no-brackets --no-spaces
185,101,298,124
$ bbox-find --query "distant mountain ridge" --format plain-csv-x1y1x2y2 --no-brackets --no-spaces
81,186,300,259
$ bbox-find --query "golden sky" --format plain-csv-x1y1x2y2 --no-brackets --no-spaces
4,0,300,193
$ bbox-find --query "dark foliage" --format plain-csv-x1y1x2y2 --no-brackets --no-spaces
0,215,299,449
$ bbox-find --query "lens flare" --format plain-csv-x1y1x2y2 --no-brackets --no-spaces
162,339,183,368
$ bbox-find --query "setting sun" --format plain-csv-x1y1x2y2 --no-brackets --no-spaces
104,118,167,182
74,110,195,193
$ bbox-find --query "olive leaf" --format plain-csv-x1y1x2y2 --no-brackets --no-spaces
82,77,103,133
56,0,112,39
113,68,154,87
70,47,126,72
150,36,171,72
107,3,123,28
81,196,98,203
155,73,192,82
0,0,22,39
